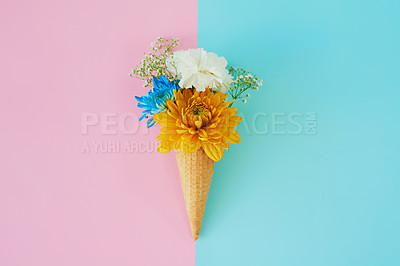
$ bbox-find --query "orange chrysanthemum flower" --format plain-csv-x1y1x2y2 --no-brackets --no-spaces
153,88,242,161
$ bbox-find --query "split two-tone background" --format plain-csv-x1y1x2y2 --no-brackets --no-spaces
1,0,399,265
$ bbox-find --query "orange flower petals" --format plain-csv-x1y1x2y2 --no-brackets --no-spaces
153,88,242,161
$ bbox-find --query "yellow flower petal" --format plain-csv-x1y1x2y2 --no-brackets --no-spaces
222,129,241,144
154,88,241,160
202,142,223,161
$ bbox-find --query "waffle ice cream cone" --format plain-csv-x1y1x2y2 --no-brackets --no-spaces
176,148,215,241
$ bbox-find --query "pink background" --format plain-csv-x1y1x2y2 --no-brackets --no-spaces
0,0,196,265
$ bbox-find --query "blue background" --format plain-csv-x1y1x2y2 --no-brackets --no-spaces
197,0,400,265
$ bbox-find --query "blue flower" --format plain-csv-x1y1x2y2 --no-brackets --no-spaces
135,76,179,128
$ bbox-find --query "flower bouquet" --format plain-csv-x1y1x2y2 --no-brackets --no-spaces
130,37,262,240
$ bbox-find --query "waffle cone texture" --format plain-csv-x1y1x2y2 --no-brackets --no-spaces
176,148,215,241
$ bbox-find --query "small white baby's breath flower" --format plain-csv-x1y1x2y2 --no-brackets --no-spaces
242,99,247,103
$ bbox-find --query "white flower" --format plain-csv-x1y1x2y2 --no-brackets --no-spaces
168,48,233,92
